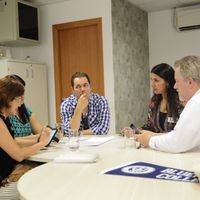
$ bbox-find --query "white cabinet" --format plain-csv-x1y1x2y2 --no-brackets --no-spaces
0,59,49,124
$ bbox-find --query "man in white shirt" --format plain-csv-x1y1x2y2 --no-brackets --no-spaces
135,55,200,153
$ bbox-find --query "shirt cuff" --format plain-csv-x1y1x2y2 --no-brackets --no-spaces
149,136,158,149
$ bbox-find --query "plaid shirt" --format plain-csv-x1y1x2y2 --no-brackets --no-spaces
60,93,110,135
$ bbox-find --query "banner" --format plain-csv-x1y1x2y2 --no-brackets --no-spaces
101,161,199,183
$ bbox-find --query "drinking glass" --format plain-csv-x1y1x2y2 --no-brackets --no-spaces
68,129,80,151
123,129,135,149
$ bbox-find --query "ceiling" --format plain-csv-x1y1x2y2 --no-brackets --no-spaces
128,0,200,12
28,0,200,12
27,0,69,6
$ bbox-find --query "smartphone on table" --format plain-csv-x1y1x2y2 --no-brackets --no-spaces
130,123,141,134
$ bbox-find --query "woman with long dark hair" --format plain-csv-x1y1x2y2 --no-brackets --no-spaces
142,63,183,132
123,63,183,135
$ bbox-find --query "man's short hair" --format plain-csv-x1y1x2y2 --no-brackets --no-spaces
71,72,91,87
174,55,200,83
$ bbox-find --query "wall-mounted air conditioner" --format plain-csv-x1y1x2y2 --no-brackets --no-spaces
174,4,200,31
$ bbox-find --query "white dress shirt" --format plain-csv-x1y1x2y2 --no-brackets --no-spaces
149,89,200,153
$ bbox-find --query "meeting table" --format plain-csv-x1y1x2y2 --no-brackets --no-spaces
17,135,200,200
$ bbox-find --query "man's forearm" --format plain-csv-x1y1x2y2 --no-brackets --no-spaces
69,108,82,129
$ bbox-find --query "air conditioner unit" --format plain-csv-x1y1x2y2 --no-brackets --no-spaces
174,5,200,31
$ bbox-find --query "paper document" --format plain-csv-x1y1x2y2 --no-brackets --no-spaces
80,136,115,146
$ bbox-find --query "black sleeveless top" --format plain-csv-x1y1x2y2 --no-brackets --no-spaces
0,115,17,182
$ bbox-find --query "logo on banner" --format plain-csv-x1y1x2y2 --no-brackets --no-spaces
122,166,155,174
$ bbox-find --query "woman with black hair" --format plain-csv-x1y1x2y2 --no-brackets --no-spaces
141,63,183,132
123,63,183,135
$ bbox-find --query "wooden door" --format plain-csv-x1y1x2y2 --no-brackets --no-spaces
53,18,104,121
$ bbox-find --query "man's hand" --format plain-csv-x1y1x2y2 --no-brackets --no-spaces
76,93,89,113
69,93,89,130
134,130,155,147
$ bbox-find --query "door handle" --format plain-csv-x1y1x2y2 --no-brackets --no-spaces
26,68,29,78
31,68,34,78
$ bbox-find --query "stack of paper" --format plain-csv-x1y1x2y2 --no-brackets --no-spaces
80,136,115,146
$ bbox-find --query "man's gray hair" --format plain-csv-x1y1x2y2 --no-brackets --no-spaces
174,55,200,83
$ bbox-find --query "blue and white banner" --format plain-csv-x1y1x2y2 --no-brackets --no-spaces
101,161,199,183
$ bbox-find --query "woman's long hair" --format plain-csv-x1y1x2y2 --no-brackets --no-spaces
151,63,179,121
0,77,24,110
5,74,29,123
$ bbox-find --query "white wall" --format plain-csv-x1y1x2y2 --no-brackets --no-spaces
148,9,200,68
12,0,116,134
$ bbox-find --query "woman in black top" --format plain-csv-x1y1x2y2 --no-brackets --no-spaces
0,77,50,198
0,115,16,184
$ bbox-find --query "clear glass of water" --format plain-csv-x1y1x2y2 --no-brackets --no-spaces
123,129,135,149
68,129,80,151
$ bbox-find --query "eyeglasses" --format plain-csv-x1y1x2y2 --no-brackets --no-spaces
14,97,22,103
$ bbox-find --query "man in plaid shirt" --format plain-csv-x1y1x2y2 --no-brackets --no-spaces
60,72,110,135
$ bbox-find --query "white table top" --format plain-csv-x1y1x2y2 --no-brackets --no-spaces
18,136,200,200
26,135,115,162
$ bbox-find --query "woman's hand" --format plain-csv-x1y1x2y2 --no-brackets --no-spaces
121,127,134,138
38,127,51,146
